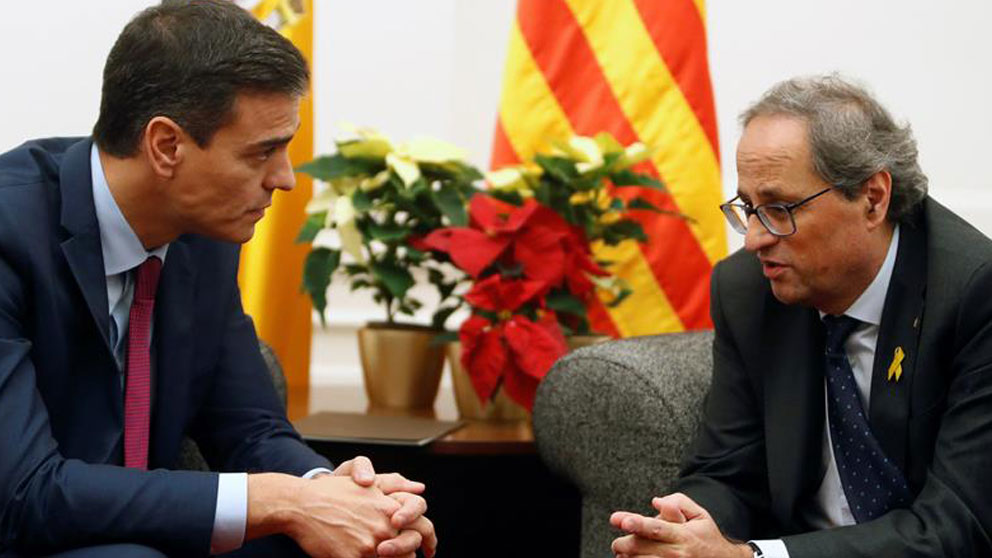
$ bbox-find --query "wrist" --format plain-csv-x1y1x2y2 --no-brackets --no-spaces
743,541,762,558
245,473,304,541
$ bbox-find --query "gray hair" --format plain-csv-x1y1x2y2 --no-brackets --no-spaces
740,74,928,223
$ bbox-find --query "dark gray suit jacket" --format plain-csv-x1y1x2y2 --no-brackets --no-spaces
676,198,992,556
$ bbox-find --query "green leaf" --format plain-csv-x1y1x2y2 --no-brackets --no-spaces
433,185,468,226
301,248,340,324
438,280,457,301
297,154,381,181
627,197,663,212
343,263,367,277
430,330,460,346
606,287,633,308
349,279,372,291
546,289,587,317
534,154,578,183
431,305,459,331
610,169,665,190
371,260,415,299
352,189,373,212
606,220,648,243
295,213,325,244
367,222,409,243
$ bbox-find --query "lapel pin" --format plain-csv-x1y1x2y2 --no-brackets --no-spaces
888,346,905,382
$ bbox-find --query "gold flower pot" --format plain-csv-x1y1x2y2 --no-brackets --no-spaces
357,323,445,411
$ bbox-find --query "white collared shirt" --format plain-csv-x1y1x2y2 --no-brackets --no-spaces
752,225,901,557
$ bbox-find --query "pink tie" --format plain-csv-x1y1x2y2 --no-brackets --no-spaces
124,256,162,470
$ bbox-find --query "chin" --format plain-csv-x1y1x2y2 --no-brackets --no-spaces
769,282,808,308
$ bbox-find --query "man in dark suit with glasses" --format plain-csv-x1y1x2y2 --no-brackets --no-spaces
611,75,992,558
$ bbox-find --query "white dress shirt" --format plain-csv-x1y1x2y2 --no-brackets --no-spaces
751,225,900,558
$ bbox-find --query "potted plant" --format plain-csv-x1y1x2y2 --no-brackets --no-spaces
297,127,480,410
419,133,679,418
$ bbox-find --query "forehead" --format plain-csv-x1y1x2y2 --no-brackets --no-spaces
217,92,301,144
736,115,814,198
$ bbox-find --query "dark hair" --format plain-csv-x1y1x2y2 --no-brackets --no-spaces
741,74,927,223
93,0,309,157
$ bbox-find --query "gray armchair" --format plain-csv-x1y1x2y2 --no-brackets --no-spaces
533,331,714,558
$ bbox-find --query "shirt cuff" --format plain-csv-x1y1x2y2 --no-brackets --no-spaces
303,467,334,479
210,473,248,555
749,539,790,558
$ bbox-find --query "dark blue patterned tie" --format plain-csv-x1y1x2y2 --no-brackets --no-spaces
823,315,911,523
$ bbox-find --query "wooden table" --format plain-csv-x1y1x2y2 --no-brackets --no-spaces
295,385,581,558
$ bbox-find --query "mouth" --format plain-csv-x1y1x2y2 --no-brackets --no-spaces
247,205,269,219
759,258,788,279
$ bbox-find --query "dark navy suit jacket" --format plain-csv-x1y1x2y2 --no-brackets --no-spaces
0,138,330,555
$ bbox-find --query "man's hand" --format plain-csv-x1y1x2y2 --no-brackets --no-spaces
611,493,751,558
332,456,437,558
246,472,400,558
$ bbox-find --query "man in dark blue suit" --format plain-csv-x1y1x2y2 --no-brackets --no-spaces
0,2,435,557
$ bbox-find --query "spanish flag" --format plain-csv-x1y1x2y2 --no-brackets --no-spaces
492,0,726,336
238,0,314,418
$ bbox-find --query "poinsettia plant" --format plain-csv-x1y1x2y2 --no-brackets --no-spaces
297,127,481,328
418,133,678,410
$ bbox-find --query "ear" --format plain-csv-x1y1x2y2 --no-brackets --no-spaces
863,169,892,230
141,116,187,179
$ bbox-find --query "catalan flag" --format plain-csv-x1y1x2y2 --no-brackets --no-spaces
492,0,726,336
237,0,314,418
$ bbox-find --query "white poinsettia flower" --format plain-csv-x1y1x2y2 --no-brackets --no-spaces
305,187,336,215
386,152,421,187
593,132,625,156
330,196,365,263
399,136,467,164
359,170,391,192
618,142,653,169
338,135,393,160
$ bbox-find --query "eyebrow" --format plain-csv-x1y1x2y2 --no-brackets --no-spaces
245,122,302,152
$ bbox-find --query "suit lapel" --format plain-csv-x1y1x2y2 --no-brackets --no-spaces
762,297,825,522
58,139,113,354
869,218,927,474
149,238,197,466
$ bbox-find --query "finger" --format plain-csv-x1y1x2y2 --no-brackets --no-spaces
376,472,426,495
346,455,376,485
403,515,437,558
389,492,428,528
376,528,423,556
654,499,687,524
653,492,707,520
609,511,643,529
617,515,680,543
612,534,666,555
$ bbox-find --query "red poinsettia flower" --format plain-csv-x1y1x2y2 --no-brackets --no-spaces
421,195,572,284
459,309,567,411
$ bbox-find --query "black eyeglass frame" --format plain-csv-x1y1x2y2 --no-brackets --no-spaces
720,187,833,237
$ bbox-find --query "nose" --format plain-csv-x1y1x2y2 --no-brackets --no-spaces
743,214,778,253
264,150,297,192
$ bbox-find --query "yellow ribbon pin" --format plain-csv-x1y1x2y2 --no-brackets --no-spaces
888,347,905,382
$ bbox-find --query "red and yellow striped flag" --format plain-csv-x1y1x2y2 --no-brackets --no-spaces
492,0,726,336
237,0,314,419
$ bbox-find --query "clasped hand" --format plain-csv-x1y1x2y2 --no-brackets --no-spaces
611,493,750,558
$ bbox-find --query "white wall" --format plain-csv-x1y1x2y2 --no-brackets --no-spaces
4,1,991,385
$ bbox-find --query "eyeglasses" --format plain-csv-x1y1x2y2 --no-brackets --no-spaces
720,187,833,237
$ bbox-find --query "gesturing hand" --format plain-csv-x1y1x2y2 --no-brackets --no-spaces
611,493,751,558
